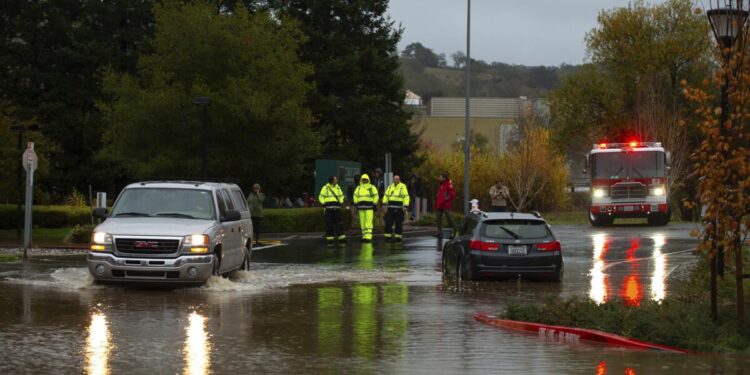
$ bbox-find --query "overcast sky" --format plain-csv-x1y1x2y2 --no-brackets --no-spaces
387,0,677,67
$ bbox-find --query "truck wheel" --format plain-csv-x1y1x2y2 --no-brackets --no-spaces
212,253,222,277
589,213,612,227
242,241,253,270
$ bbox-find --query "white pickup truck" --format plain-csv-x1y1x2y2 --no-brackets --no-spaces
87,181,253,284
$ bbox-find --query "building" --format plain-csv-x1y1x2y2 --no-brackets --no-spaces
410,96,544,153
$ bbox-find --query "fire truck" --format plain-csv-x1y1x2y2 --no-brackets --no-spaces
583,141,671,226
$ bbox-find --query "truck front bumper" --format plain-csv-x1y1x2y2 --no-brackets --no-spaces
590,203,669,218
87,253,214,284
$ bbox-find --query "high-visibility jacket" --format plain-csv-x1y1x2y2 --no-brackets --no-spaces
318,183,344,208
353,173,379,209
383,182,410,208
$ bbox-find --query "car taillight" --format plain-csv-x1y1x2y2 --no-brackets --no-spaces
469,240,499,251
536,241,561,251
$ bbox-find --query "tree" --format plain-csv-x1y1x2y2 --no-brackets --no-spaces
262,0,421,174
401,42,445,68
683,1,750,326
98,1,319,193
500,114,570,211
0,0,154,196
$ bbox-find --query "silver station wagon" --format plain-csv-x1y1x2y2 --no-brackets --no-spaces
88,181,253,284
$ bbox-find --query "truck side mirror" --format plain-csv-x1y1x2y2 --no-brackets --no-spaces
92,207,109,220
583,154,589,175
665,151,671,166
222,209,241,222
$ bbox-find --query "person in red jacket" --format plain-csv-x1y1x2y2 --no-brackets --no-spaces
435,172,457,239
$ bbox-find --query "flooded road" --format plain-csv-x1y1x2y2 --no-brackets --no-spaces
1,224,747,374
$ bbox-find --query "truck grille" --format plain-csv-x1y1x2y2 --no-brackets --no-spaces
115,238,180,254
611,183,646,200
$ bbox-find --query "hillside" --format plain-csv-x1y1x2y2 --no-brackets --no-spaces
399,42,580,101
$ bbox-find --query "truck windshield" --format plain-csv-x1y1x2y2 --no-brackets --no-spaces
592,151,665,179
628,151,665,178
111,188,216,220
592,153,626,179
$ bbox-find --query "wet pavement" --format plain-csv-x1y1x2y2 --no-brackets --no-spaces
1,223,748,374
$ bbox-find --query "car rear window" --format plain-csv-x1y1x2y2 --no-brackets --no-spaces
482,219,551,240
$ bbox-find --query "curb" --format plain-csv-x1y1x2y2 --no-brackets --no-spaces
473,312,689,353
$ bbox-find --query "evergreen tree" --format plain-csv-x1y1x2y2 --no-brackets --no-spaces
0,0,154,197
265,0,422,173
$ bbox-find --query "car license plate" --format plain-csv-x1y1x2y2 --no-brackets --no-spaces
623,205,634,212
508,245,527,256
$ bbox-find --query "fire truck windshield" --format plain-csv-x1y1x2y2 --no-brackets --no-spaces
628,151,665,178
592,151,665,179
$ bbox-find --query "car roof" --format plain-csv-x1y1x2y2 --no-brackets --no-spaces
471,211,546,222
123,181,240,190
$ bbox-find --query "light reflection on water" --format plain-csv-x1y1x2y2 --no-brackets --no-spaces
589,234,668,305
85,312,112,375
183,312,211,375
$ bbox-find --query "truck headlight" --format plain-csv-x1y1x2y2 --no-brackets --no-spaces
184,234,210,253
649,186,665,196
91,232,113,251
592,188,608,198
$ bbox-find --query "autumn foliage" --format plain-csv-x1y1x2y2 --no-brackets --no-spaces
416,126,569,213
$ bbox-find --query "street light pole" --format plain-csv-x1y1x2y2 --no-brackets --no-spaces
193,97,211,179
463,0,471,214
9,124,24,240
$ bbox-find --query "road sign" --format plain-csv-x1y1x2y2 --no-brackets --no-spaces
22,143,37,173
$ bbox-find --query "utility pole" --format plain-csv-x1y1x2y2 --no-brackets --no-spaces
463,0,471,214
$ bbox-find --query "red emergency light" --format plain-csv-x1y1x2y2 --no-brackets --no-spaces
599,143,607,149
629,141,638,147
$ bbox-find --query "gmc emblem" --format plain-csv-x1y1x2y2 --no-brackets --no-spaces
133,241,159,249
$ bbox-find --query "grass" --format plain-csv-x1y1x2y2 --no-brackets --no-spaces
501,257,750,353
0,227,73,245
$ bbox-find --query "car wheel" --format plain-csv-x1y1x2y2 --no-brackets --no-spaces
458,254,477,281
552,264,564,283
212,254,222,277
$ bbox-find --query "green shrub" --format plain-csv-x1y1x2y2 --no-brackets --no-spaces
414,212,463,227
262,207,352,233
501,258,750,353
0,204,91,229
64,224,95,243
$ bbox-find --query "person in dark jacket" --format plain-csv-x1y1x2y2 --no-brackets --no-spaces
318,176,346,243
346,174,361,229
247,183,265,246
435,173,456,239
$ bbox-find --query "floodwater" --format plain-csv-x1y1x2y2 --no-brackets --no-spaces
0,224,748,374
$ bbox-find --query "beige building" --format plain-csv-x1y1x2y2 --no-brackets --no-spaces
411,96,538,153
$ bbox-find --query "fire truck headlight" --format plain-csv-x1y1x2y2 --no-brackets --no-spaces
650,186,665,196
592,188,608,198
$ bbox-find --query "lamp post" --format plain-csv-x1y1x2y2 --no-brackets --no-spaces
706,4,748,321
9,124,24,239
193,97,211,179
463,0,471,214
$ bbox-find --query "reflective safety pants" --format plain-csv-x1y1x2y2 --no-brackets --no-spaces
358,208,374,240
384,207,405,240
324,208,345,241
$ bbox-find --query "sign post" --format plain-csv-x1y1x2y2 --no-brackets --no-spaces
22,142,37,259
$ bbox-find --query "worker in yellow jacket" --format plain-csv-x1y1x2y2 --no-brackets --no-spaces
353,173,379,242
383,174,410,241
318,176,346,243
